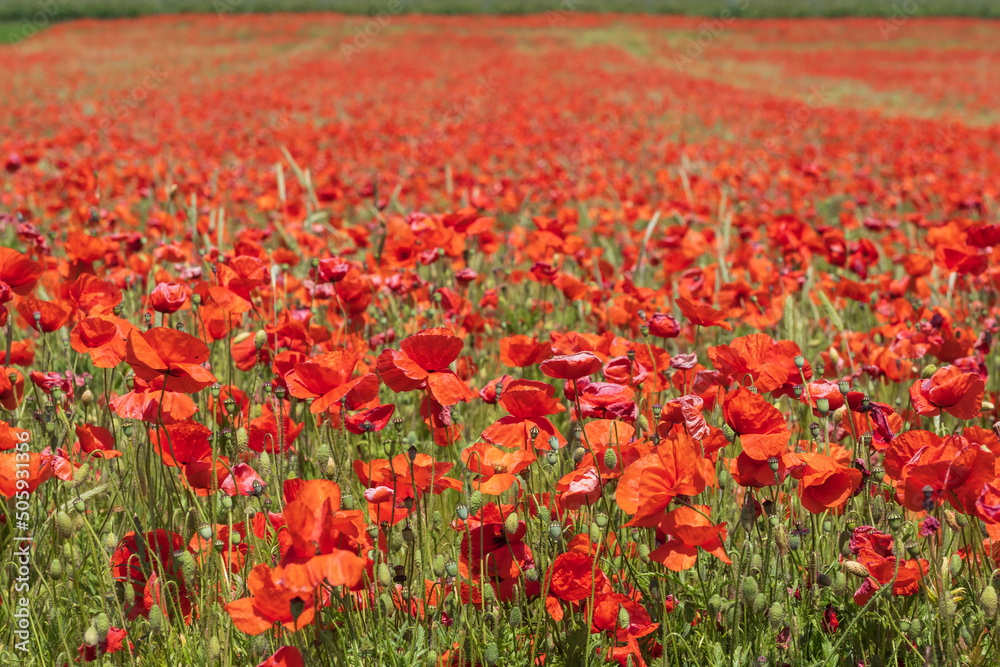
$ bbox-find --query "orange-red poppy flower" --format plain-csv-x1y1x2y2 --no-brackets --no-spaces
499,334,552,368
149,282,188,314
125,327,217,394
789,452,862,514
540,351,603,381
285,349,379,414
70,315,134,368
482,379,566,450
676,297,732,331
0,247,43,295
462,442,535,494
649,505,730,571
722,387,790,460
376,327,475,405
708,333,790,393
909,364,984,419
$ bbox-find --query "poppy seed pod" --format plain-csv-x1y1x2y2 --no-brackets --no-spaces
455,505,469,521
548,522,562,540
816,398,830,414
888,514,904,532
793,355,805,369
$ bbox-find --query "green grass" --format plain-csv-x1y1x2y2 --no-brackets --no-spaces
0,0,998,23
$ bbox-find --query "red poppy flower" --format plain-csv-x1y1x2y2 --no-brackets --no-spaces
344,404,395,435
722,388,790,460
149,282,188,314
461,442,535,494
70,315,134,368
0,451,51,498
616,430,715,527
646,312,681,338
126,327,217,394
256,647,304,667
17,298,72,332
0,368,24,411
482,379,566,450
285,349,379,414
708,333,790,393
788,453,862,514
540,351,603,381
77,627,131,663
909,364,984,419
111,529,195,622
649,505,730,571
111,375,198,424
499,334,552,368
226,564,319,635
376,327,475,405
0,247,43,295
75,423,123,459
676,297,732,331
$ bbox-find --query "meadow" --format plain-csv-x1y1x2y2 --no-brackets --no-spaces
2,10,1000,667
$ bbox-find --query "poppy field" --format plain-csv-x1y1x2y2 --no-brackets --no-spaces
3,11,1000,667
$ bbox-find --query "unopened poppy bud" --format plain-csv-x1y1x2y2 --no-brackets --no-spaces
253,329,267,350
944,510,961,532
377,563,391,586
55,511,74,539
637,414,649,432
740,576,758,601
504,512,519,535
509,605,523,627
920,364,938,379
468,491,483,514
149,605,165,634
823,519,833,533
981,585,998,620
80,388,94,405
816,398,830,415
484,642,499,667
844,561,869,578
789,535,800,551
982,401,995,414
617,605,630,629
949,554,963,578
768,602,786,629
49,558,63,580
83,625,99,647
603,447,618,471
722,424,736,443
208,637,221,663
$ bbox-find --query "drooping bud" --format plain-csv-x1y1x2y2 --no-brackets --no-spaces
254,329,267,350
844,561,870,578
722,424,736,443
921,364,938,379
603,447,618,471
